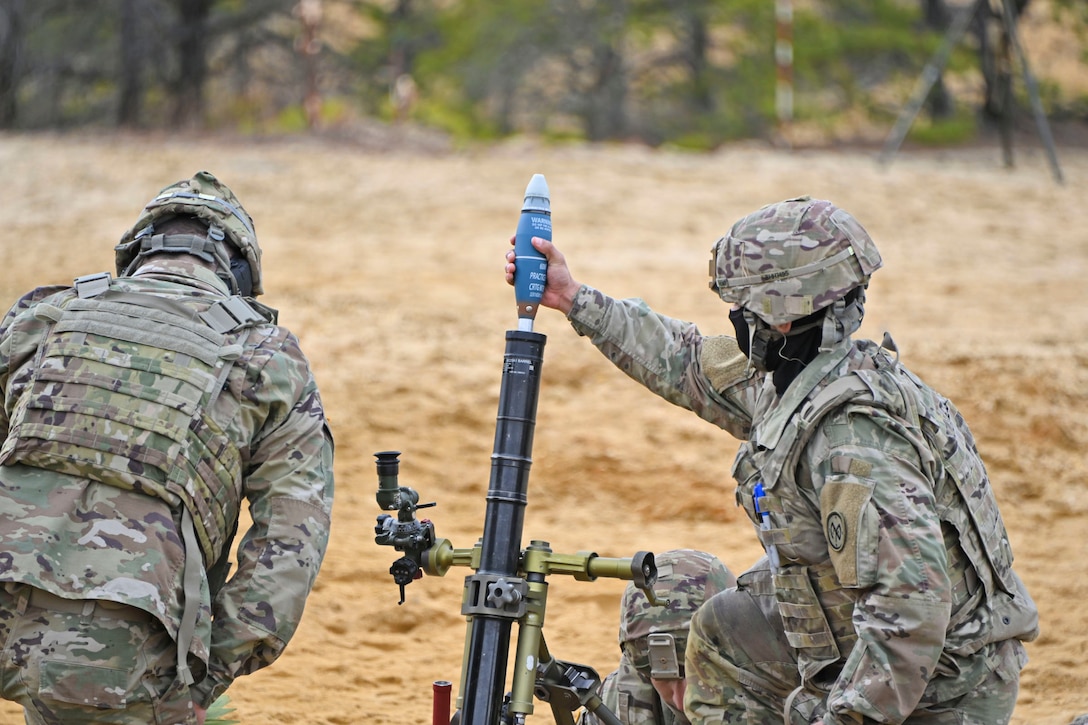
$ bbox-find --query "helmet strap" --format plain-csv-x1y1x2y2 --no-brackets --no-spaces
122,224,239,293
819,287,866,352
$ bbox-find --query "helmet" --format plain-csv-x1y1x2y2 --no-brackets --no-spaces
708,196,882,326
115,171,263,296
618,550,735,679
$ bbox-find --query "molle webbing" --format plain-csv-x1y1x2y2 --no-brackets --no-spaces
0,289,252,565
773,561,858,680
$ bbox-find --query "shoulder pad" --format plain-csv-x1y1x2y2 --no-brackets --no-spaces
799,375,872,428
26,284,77,306
853,368,911,419
200,296,274,333
700,335,750,392
246,298,278,325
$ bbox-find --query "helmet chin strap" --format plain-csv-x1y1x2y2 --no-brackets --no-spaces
819,287,867,352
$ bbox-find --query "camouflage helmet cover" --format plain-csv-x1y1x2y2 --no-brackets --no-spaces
116,171,263,295
618,549,735,652
708,196,882,325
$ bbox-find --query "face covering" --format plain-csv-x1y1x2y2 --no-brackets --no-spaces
729,307,751,357
730,306,825,395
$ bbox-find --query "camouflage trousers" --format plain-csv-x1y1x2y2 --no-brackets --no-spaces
0,583,197,725
684,562,1024,725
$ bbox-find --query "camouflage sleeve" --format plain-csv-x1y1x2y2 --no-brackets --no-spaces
191,330,335,708
567,284,757,439
0,286,70,439
808,409,952,725
0,299,15,437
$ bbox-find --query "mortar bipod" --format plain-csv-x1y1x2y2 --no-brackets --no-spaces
374,451,664,724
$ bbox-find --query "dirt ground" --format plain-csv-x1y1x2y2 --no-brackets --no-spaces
1,131,1086,724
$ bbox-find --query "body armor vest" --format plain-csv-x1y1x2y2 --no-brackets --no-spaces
0,275,270,567
732,339,1020,683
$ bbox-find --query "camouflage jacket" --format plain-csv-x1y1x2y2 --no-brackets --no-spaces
579,655,686,725
0,258,334,708
567,285,1038,725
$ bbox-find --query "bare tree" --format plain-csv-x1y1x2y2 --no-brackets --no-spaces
0,0,27,128
664,0,714,114
557,0,630,141
295,0,323,128
118,0,152,127
581,40,627,140
171,0,213,128
972,0,1031,125
921,0,954,118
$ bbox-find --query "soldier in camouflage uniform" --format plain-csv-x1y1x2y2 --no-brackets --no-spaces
504,197,1038,724
580,550,736,725
0,172,335,724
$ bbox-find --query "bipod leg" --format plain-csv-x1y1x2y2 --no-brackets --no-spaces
577,695,623,725
534,635,622,725
879,0,981,167
999,0,1064,183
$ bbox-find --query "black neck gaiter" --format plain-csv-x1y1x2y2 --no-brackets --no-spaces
767,312,824,395
730,289,863,396
730,306,825,396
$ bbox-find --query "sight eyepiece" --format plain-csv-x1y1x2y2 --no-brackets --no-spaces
375,450,401,477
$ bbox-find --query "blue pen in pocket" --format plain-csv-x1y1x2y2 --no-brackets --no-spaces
754,482,780,571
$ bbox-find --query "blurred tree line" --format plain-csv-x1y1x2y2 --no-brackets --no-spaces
0,0,1083,146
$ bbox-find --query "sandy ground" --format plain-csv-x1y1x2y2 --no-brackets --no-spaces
0,131,1086,725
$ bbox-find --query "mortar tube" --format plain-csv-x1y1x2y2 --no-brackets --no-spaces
457,329,545,725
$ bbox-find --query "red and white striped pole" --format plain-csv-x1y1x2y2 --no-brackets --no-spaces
775,0,794,141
